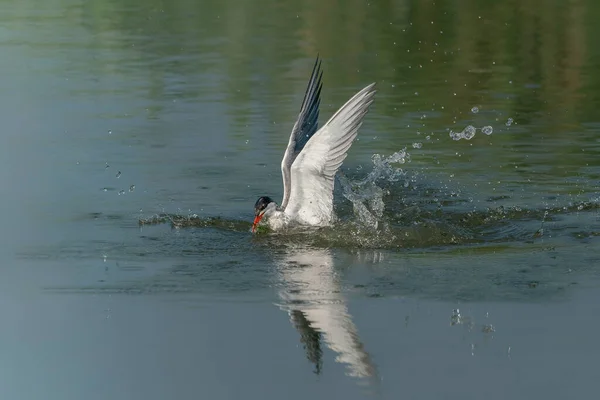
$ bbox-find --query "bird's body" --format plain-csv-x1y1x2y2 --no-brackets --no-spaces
252,57,376,233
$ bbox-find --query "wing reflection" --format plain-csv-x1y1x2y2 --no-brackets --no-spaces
275,248,377,380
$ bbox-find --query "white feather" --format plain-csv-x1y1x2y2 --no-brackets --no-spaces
284,83,377,225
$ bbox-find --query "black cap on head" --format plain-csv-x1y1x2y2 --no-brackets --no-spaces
254,196,274,215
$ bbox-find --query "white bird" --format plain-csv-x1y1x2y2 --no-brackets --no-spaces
252,57,377,233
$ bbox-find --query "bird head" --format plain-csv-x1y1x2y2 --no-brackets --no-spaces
252,196,276,233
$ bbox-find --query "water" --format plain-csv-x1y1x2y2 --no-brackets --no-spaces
1,0,600,398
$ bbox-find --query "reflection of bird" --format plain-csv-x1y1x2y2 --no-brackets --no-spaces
276,248,377,380
289,310,323,375
252,57,377,232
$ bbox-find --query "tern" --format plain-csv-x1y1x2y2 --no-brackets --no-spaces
252,57,376,233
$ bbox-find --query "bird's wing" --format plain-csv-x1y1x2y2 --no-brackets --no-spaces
281,57,323,209
284,82,377,225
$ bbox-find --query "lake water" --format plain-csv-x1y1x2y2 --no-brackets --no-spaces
1,0,600,398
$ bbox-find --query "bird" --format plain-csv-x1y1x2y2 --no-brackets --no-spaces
252,56,376,233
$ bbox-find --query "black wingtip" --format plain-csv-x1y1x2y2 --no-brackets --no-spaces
299,55,323,112
311,54,321,73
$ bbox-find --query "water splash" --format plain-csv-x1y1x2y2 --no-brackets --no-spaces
137,197,600,250
450,124,494,140
338,149,411,230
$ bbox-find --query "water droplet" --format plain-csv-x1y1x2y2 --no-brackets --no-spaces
462,125,476,140
506,118,514,126
102,188,108,192
482,126,493,135
414,92,419,96
116,171,121,178
105,163,110,169
449,130,462,141
426,135,431,140
412,142,422,149
108,130,112,135
451,309,461,325
103,254,107,262
118,190,125,195
129,185,135,192
471,106,479,114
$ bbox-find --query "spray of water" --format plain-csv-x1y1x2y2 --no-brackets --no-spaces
337,148,411,230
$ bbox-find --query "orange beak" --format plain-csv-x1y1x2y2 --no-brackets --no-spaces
251,213,264,233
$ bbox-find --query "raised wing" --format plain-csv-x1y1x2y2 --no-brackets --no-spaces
284,82,377,225
281,57,323,209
